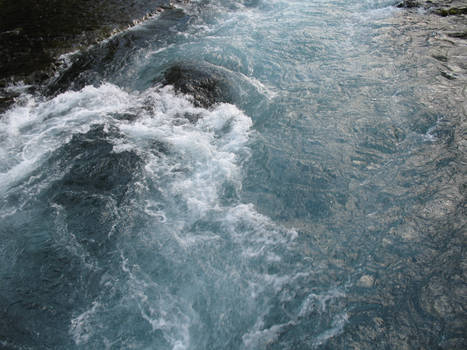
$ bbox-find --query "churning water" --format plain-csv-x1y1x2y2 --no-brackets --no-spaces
1,0,466,349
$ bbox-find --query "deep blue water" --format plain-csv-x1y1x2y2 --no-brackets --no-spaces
1,0,466,349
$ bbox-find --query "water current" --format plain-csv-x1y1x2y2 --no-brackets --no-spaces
1,0,466,349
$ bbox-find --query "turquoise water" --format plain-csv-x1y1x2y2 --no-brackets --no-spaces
1,0,465,349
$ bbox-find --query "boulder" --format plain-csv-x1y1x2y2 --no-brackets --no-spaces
163,63,232,108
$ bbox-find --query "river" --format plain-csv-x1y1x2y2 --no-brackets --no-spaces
0,0,466,349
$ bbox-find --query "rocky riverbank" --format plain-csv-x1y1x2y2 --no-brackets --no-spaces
0,0,191,112
398,0,467,16
0,1,182,82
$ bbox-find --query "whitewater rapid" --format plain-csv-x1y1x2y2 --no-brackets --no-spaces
1,0,465,349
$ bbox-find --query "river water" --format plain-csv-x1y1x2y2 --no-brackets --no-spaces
1,0,466,349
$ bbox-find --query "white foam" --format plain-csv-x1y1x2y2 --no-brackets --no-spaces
120,254,192,350
144,200,167,223
223,203,298,258
0,84,131,193
70,301,102,345
114,85,253,224
299,288,346,316
2,80,342,348
242,321,294,349
312,312,349,347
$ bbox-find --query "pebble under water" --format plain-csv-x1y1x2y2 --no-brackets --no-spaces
0,0,466,349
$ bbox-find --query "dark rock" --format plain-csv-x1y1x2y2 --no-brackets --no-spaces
432,54,448,62
0,0,172,84
440,71,456,80
51,124,142,202
163,63,233,108
45,124,143,255
45,4,193,97
397,0,420,9
436,7,467,16
447,31,467,39
0,91,19,115
396,0,467,15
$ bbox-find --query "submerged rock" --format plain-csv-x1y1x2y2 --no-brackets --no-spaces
163,63,233,108
0,124,146,348
47,125,143,254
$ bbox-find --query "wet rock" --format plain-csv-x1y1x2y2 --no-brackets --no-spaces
436,7,467,16
0,0,172,84
51,125,142,203
447,31,467,39
47,125,143,254
0,90,19,115
163,63,233,108
396,0,467,16
440,71,456,80
397,0,420,9
432,54,448,62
